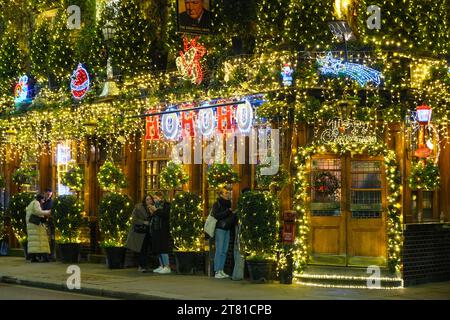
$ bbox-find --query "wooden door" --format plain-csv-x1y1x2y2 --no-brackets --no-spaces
346,157,387,266
309,155,387,266
309,156,346,265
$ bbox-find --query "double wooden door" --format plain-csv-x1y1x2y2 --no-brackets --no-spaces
309,155,387,267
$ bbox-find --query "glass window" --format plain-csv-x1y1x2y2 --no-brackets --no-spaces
350,160,382,219
310,158,341,216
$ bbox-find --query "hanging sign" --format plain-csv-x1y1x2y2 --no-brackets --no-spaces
70,63,90,100
317,52,382,86
146,100,254,141
176,37,206,85
280,63,294,86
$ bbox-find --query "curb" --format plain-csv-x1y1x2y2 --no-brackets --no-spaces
0,275,177,300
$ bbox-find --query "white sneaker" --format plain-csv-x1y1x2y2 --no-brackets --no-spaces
215,271,227,279
159,266,171,274
153,266,163,273
219,270,230,278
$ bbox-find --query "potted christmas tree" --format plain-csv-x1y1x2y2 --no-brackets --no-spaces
6,192,35,259
237,191,280,283
53,195,84,263
97,161,132,269
170,192,204,274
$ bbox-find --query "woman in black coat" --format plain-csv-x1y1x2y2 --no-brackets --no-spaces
150,192,171,274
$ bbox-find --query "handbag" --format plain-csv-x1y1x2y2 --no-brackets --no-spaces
29,214,42,225
133,223,149,234
204,214,217,238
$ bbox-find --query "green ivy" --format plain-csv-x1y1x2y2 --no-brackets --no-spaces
97,160,127,192
206,164,239,189
61,165,84,192
12,167,38,186
160,161,189,190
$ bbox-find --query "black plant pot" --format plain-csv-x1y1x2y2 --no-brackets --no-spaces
279,257,293,285
58,243,81,263
105,247,126,269
246,261,274,284
174,252,201,275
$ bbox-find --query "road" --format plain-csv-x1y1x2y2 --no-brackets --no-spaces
0,283,114,300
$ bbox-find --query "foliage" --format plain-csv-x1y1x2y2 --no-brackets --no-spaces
170,192,203,252
12,167,38,186
61,165,84,192
0,209,6,240
0,175,5,188
237,191,280,261
53,195,84,243
256,165,289,191
160,161,189,190
98,192,133,247
408,160,440,191
97,160,127,192
206,164,239,189
6,192,35,243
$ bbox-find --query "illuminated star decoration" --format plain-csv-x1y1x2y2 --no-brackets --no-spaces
176,37,207,85
70,63,90,100
317,52,382,86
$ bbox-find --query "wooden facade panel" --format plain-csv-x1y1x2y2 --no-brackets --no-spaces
312,225,341,255
348,228,383,257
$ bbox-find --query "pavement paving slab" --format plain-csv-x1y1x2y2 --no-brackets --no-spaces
0,257,449,300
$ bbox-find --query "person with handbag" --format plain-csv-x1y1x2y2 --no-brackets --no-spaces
211,187,236,279
26,194,51,263
150,191,171,274
126,195,153,272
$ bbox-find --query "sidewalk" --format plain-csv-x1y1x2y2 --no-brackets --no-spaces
0,257,449,300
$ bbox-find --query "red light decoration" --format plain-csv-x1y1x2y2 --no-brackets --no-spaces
175,36,206,85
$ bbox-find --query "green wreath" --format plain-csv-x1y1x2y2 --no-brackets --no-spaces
313,171,340,196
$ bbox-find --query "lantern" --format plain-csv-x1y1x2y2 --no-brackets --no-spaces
416,104,432,125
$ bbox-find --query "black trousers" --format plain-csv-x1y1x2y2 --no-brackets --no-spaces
138,233,151,268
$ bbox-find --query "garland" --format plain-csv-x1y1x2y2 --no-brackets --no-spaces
12,167,38,186
97,161,128,193
159,161,189,190
61,165,85,192
313,171,340,196
408,159,440,191
256,164,289,191
293,141,403,275
206,164,240,189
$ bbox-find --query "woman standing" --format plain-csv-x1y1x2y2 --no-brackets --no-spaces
126,195,152,272
26,194,51,263
211,188,235,279
150,192,171,274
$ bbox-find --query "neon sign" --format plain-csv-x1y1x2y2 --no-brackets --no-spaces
317,52,382,86
14,75,33,107
70,63,90,100
146,100,254,141
175,37,206,85
280,63,294,86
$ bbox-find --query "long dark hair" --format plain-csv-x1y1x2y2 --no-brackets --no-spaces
142,194,155,207
35,194,45,202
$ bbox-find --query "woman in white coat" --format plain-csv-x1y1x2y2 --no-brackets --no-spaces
26,194,51,262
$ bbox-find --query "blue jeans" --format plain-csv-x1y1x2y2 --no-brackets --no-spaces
159,254,169,266
214,229,230,272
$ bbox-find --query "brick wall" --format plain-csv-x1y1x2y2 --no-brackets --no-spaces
403,223,450,286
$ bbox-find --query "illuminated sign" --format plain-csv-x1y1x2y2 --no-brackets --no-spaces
14,75,33,107
317,52,382,86
146,100,254,141
280,63,294,86
175,37,206,85
70,63,90,100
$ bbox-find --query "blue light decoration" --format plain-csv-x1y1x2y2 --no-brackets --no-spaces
280,63,294,86
14,75,34,108
317,52,382,87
